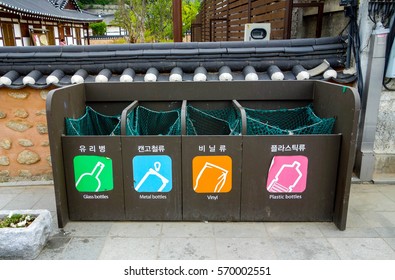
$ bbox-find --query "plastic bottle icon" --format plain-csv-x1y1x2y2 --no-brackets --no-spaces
267,161,303,193
194,162,229,193
75,161,105,192
135,161,169,192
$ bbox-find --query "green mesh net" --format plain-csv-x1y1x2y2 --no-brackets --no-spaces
186,105,241,135
65,106,121,136
245,104,335,135
126,106,181,135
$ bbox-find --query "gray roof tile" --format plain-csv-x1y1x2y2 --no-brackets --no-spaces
0,0,100,22
0,36,354,88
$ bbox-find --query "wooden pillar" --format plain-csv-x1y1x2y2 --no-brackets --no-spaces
173,0,182,42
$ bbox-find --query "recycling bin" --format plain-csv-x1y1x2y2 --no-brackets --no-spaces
121,101,182,220
47,81,359,230
181,101,243,221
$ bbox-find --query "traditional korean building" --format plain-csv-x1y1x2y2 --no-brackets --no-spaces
0,0,101,46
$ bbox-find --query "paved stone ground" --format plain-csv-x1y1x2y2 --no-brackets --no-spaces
1,183,395,260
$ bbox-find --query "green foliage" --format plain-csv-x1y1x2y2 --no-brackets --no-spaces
145,0,172,42
112,0,148,43
77,0,116,6
0,214,36,228
112,0,201,42
90,21,107,36
182,0,201,34
112,37,128,44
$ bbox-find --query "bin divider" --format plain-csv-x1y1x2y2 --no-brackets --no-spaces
181,100,187,135
121,100,139,135
232,100,247,135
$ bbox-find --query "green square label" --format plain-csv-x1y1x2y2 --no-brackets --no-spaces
73,155,114,192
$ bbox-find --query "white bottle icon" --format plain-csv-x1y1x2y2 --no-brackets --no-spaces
267,161,303,193
75,161,105,192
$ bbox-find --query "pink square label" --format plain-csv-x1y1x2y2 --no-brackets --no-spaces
266,155,308,193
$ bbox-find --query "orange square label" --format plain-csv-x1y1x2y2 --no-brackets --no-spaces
192,155,232,193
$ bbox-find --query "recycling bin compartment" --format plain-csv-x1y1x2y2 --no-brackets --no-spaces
121,101,182,220
240,102,340,221
61,95,128,221
237,81,360,230
240,134,341,221
181,101,243,221
62,136,125,220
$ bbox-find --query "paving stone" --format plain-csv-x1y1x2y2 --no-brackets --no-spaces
99,237,159,260
60,237,106,260
161,222,214,238
158,237,216,260
328,237,395,260
216,238,277,259
213,222,268,238
109,222,162,237
272,237,340,260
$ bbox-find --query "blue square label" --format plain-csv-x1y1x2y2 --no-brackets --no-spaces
132,155,172,192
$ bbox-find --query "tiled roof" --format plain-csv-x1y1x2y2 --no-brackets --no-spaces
0,0,100,22
0,36,354,89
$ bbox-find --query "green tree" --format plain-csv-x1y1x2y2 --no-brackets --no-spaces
113,0,148,43
77,0,115,9
146,0,172,42
90,21,107,35
112,0,201,43
182,0,200,35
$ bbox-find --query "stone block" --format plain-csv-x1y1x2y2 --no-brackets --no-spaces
0,209,52,260
0,170,10,176
8,92,30,100
6,119,33,132
35,110,46,116
0,139,12,150
46,155,52,167
0,170,10,182
40,90,48,100
0,156,10,166
18,170,32,177
17,150,41,165
36,123,48,134
375,154,395,174
18,139,34,147
41,140,50,147
0,111,6,119
14,109,29,118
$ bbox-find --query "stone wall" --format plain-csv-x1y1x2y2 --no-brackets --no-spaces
291,0,346,39
0,88,54,182
374,90,395,177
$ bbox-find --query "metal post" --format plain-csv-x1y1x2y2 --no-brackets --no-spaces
355,28,388,181
173,0,182,42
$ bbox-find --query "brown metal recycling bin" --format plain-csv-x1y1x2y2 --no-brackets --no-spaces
47,81,359,230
